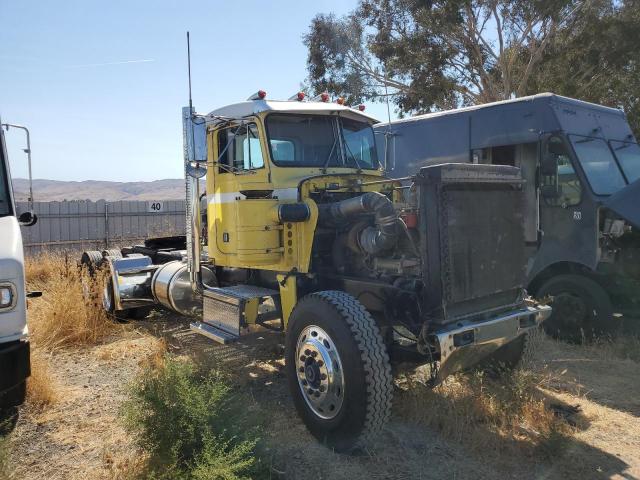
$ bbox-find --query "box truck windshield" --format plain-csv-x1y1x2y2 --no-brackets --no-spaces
610,141,640,183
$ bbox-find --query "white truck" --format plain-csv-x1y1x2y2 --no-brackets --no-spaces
0,120,37,428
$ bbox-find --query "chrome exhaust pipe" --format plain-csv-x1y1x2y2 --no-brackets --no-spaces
187,174,204,294
183,106,207,295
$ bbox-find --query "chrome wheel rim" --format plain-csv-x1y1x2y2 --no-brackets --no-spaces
102,279,114,312
295,325,345,420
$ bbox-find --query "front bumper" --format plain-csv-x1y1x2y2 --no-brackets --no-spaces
0,340,30,408
433,304,552,379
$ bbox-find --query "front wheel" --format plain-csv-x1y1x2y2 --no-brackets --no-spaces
285,291,393,453
537,274,613,342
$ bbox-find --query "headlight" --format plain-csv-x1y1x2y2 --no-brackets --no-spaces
0,283,17,310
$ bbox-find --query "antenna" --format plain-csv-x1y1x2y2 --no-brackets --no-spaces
383,67,393,172
384,68,392,126
187,31,193,111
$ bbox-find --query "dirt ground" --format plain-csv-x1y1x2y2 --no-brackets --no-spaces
6,312,640,480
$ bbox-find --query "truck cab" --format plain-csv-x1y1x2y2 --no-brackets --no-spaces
203,96,383,273
0,121,35,423
377,93,640,340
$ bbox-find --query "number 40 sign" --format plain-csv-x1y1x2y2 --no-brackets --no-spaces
148,201,164,213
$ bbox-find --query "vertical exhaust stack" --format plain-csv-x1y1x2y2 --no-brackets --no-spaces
183,106,208,294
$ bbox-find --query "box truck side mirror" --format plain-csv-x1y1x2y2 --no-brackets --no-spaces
18,211,37,226
375,130,395,173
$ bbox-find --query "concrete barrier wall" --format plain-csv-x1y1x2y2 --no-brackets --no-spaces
17,200,186,255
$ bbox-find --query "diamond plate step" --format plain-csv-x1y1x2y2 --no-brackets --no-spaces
199,285,280,340
190,321,238,344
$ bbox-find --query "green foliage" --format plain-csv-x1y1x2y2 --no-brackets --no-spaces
527,0,640,134
122,355,266,480
305,0,582,113
305,0,640,134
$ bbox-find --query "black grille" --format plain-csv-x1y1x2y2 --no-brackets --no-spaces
417,164,526,325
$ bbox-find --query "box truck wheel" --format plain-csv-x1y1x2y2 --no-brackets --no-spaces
537,274,613,342
285,291,393,453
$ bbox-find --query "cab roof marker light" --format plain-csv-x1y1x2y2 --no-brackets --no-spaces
288,92,306,102
358,104,366,111
247,90,267,101
310,92,330,103
336,97,346,105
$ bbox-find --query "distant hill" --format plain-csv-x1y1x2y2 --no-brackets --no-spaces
11,178,192,202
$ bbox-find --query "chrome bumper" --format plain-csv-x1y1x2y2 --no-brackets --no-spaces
433,304,552,379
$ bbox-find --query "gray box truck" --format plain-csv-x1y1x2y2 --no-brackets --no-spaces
376,93,639,339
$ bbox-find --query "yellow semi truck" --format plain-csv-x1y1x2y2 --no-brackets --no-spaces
85,91,550,452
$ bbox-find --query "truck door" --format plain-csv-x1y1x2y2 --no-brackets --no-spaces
211,121,270,255
534,135,599,274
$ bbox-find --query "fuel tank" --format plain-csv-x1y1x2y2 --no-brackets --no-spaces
151,260,216,317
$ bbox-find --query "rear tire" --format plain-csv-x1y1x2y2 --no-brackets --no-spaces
537,274,613,342
80,250,104,276
285,291,393,453
101,249,122,259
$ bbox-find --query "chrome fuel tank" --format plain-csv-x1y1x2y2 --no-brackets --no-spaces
151,260,215,317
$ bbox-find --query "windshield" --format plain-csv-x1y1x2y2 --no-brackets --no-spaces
569,135,626,195
610,141,640,184
265,114,378,169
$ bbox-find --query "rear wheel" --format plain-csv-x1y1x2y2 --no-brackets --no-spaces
285,291,393,453
537,274,613,342
80,250,104,276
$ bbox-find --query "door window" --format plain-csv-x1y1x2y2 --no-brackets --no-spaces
217,123,264,173
541,136,582,207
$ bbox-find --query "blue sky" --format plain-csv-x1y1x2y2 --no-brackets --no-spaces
0,0,395,182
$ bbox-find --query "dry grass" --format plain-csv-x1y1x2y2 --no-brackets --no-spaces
583,334,640,363
25,253,120,349
25,350,58,410
0,435,11,480
395,330,574,461
396,371,571,459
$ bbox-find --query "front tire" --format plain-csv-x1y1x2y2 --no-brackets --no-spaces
537,274,613,342
285,291,393,453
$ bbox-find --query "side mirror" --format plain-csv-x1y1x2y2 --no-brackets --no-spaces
18,211,37,226
540,153,558,176
375,130,395,172
182,107,207,163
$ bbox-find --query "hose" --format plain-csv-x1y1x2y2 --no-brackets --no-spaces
319,192,398,255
